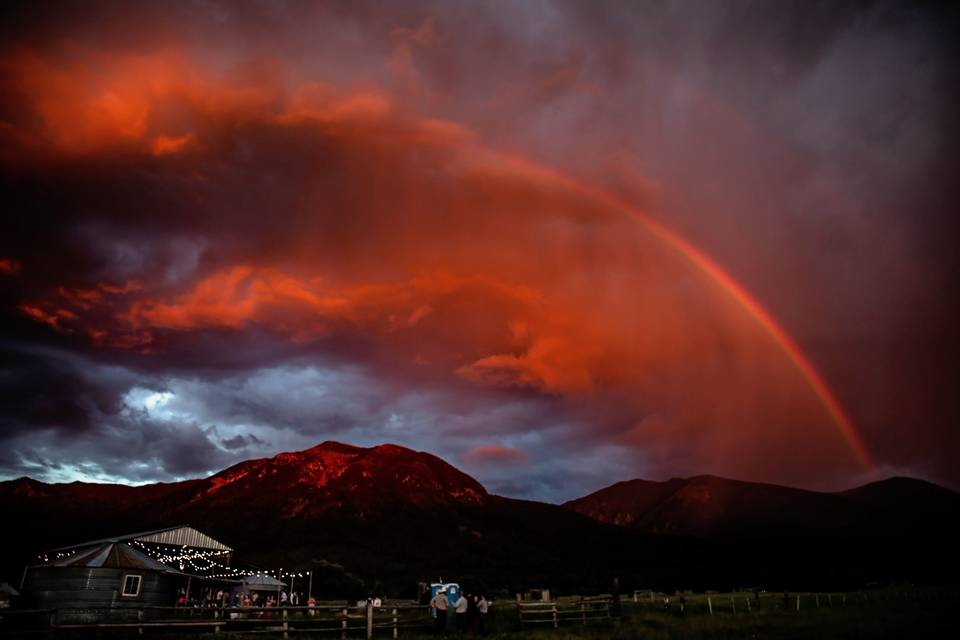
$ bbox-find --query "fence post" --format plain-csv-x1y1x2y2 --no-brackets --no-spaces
828,594,833,608
552,604,558,629
392,607,398,639
341,608,348,640
516,594,523,627
842,593,846,607
611,577,621,621
138,608,144,635
707,597,713,615
815,594,820,609
366,600,374,640
581,602,586,625
283,606,289,640
795,594,800,611
731,597,736,615
746,597,751,613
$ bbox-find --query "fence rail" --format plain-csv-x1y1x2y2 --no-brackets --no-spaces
517,596,614,629
3,588,955,637
0,603,434,638
627,587,960,618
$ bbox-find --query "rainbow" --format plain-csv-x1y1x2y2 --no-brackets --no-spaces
509,156,873,470
634,212,874,471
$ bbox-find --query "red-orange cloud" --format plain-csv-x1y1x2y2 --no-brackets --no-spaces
0,258,20,275
3,47,865,488
463,445,528,465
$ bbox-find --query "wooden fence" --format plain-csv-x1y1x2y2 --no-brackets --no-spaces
628,587,959,617
0,603,433,638
516,596,614,628
4,588,952,637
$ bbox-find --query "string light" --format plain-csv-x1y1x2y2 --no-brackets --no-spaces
41,539,312,583
38,550,78,562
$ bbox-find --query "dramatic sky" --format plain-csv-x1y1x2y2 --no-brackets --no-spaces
1,0,957,502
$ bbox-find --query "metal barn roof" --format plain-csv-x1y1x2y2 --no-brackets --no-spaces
37,542,182,574
242,575,287,589
43,525,232,554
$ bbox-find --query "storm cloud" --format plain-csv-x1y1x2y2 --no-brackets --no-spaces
0,0,956,501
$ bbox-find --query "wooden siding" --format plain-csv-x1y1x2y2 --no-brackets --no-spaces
23,567,179,610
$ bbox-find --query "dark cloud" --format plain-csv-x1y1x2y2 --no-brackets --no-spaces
221,433,263,450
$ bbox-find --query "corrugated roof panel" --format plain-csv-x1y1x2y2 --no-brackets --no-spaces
133,526,231,551
112,544,178,572
44,525,232,554
52,545,103,567
38,543,182,573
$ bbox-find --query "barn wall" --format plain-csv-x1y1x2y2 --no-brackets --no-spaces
22,567,179,610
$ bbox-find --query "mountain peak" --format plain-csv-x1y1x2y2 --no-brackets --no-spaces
844,476,957,494
303,440,363,455
196,440,487,517
299,441,421,460
369,443,418,455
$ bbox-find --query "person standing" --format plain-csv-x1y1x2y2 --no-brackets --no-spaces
454,592,468,633
477,595,489,635
465,595,480,634
430,588,449,636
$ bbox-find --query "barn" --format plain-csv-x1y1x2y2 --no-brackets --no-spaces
21,525,232,611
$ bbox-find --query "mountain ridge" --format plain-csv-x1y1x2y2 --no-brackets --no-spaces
3,442,958,594
564,473,960,538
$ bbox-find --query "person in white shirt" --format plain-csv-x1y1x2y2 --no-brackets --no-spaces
454,593,468,633
429,589,449,636
478,595,489,635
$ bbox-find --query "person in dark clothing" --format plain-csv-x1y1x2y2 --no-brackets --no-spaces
465,594,480,634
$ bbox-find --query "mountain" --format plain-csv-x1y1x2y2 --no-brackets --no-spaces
0,442,660,596
187,441,487,516
840,476,960,527
563,475,872,538
563,474,960,588
2,444,958,596
563,474,960,539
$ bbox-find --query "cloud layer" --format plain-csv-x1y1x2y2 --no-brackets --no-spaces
0,1,956,501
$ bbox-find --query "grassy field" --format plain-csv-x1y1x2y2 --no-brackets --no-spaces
408,587,956,639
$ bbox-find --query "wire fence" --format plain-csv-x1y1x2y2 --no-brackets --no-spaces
626,586,960,618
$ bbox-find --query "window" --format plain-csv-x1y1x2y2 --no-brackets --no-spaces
121,574,142,597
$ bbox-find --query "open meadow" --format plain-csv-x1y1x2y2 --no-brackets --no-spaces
484,588,956,640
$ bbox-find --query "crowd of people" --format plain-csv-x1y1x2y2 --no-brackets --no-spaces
174,582,493,633
175,587,314,609
428,588,490,636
